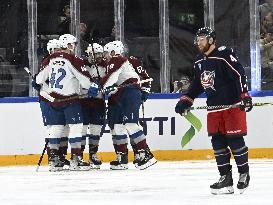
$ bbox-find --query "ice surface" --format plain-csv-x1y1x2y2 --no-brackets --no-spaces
0,160,272,205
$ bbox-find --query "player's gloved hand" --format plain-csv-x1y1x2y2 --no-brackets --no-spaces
141,87,150,102
240,92,253,112
175,95,193,116
31,80,41,91
88,82,100,97
104,85,118,96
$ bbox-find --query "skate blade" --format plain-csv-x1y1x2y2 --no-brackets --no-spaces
110,164,128,170
62,164,70,170
138,158,157,170
238,187,248,194
211,186,234,195
69,166,92,171
90,164,101,170
49,167,64,172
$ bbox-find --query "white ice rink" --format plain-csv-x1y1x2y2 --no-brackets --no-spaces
0,160,272,205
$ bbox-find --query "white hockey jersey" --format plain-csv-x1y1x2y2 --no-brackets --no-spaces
36,52,92,102
100,55,140,89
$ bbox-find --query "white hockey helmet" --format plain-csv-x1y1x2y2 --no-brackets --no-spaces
59,34,77,49
86,43,103,54
47,39,61,54
104,40,124,55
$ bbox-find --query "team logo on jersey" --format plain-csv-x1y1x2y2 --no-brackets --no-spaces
200,70,216,90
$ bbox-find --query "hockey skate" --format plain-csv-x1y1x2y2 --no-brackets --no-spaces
210,171,234,195
48,155,64,172
237,172,250,194
59,155,70,168
133,152,140,168
135,148,157,170
110,152,128,170
89,153,102,169
69,154,91,171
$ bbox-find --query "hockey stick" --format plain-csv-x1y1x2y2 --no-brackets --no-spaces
41,78,154,103
188,102,273,110
24,67,33,78
139,101,145,127
36,139,49,172
24,67,55,102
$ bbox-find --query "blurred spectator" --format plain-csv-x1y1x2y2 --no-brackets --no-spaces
259,0,273,24
98,25,116,46
80,22,90,42
261,12,273,36
80,22,90,57
57,5,71,35
172,75,191,93
260,28,273,83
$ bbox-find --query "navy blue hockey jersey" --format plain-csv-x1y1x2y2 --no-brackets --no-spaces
186,46,248,107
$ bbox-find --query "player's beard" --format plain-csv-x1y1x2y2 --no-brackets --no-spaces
95,57,102,64
198,43,210,54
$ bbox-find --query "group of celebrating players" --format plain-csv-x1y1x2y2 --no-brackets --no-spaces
33,34,157,172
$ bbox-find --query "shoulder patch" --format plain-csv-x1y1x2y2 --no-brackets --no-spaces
218,46,226,51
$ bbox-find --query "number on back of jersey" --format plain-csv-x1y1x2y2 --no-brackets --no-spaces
49,67,66,89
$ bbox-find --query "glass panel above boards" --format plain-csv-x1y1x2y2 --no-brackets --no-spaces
0,0,29,97
124,0,160,92
169,0,204,93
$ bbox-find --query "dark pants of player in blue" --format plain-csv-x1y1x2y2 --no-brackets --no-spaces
47,102,83,125
39,100,50,126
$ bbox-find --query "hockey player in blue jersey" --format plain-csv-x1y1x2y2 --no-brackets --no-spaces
175,27,252,194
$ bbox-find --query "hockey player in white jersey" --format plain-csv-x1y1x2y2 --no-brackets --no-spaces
32,39,70,170
89,40,157,170
36,34,98,171
80,43,107,169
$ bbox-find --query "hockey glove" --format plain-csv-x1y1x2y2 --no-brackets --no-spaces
240,92,253,112
31,80,41,91
88,82,100,97
104,85,118,96
175,95,193,116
